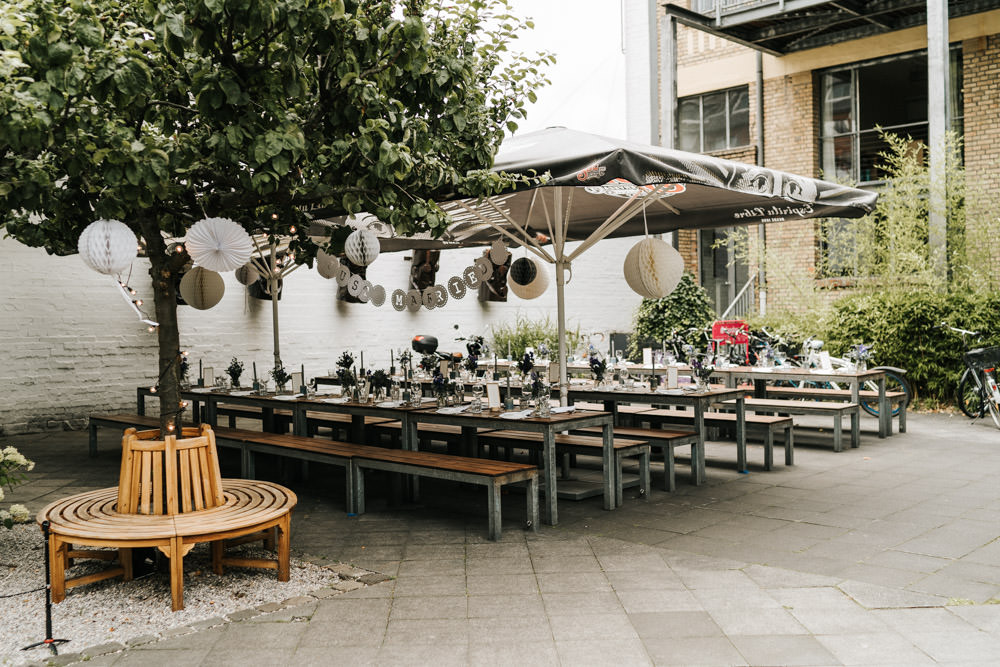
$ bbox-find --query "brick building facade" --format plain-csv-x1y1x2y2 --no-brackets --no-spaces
656,2,1000,315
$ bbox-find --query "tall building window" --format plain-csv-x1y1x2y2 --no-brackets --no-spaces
678,87,750,153
820,48,963,185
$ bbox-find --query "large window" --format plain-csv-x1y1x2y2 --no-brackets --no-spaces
820,49,963,184
678,87,750,153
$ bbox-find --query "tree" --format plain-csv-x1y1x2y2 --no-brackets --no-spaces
628,273,715,359
0,0,551,431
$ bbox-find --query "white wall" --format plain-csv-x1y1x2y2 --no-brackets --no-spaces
0,236,643,434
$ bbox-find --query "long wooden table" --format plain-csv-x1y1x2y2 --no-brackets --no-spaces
565,385,746,478
709,366,890,439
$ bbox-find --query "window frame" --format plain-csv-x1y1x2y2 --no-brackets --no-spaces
677,85,751,154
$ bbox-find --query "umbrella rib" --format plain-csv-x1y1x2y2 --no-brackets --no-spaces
455,201,554,264
567,185,673,262
481,199,555,263
651,196,682,216
557,188,574,262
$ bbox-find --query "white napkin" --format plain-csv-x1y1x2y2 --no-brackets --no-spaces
499,410,533,420
436,405,469,415
272,394,301,401
228,390,253,396
655,389,685,395
753,368,773,373
376,401,402,408
322,397,350,404
550,406,576,414
189,387,213,393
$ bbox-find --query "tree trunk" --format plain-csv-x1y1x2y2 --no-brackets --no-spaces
140,218,185,434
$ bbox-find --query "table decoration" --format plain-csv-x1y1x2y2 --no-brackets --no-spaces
689,357,715,390
269,362,292,393
848,343,872,372
226,357,245,388
589,355,607,389
499,410,534,420
370,369,391,403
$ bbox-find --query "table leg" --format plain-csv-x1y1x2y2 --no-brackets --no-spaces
204,399,217,428
878,376,888,438
543,429,558,525
849,381,861,444
292,405,307,436
693,401,707,485
602,421,615,511
351,415,364,443
735,396,747,473
402,415,419,500
137,388,146,416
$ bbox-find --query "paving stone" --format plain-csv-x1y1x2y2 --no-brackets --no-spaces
728,634,840,666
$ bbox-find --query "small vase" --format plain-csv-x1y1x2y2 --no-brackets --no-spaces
856,360,867,373
436,395,447,407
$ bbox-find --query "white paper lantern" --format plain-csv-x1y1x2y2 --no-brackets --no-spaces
185,217,253,272
78,219,137,275
344,229,380,266
623,238,684,299
235,263,259,285
508,257,549,299
315,249,339,279
179,266,225,309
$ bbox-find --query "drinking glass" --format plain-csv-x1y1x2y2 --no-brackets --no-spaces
471,378,485,413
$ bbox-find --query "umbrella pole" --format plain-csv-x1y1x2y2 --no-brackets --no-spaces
556,258,568,406
270,240,281,368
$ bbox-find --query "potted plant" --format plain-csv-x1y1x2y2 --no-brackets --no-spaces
226,357,244,388
270,362,292,394
335,352,357,399
370,369,391,402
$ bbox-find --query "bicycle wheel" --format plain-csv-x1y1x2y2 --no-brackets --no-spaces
957,369,985,419
860,370,912,418
985,372,1000,429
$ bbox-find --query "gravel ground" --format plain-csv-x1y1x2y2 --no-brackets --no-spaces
0,524,353,666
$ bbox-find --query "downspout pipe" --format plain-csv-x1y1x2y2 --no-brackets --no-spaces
755,51,767,316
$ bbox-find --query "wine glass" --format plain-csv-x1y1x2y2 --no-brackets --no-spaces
471,378,485,412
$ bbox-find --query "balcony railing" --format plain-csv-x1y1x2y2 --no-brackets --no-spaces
691,0,781,17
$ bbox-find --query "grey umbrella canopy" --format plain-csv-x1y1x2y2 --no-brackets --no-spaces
315,127,877,398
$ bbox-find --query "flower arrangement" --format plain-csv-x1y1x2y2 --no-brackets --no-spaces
1,445,34,529
589,355,607,382
537,343,550,360
464,354,478,373
528,371,549,399
431,371,453,397
179,355,190,382
370,369,391,390
689,357,715,386
226,357,245,386
269,362,292,391
419,354,438,373
848,343,873,362
516,352,534,376
336,351,356,389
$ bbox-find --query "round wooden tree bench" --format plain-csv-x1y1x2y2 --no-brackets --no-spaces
37,425,296,611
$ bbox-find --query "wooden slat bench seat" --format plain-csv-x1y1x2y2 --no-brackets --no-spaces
351,449,538,540
629,409,795,470
721,398,859,452
39,425,295,611
88,414,191,457
209,427,537,540
303,411,397,439
215,404,293,431
763,386,908,433
476,430,650,506
572,425,700,492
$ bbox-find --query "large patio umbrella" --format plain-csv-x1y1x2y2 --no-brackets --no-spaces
431,127,877,400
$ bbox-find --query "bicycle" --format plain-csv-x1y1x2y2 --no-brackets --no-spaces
946,324,1000,428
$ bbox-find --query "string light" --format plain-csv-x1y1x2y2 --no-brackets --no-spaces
115,278,159,331
289,225,296,234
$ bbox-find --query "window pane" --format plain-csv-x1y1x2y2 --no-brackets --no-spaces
678,98,702,152
822,134,854,182
728,88,750,147
858,55,926,130
702,92,727,152
822,71,853,136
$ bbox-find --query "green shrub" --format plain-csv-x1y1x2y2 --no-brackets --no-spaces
628,274,715,358
489,314,581,361
823,290,1000,402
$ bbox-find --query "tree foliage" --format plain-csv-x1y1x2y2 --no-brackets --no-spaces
628,273,715,357
0,0,551,428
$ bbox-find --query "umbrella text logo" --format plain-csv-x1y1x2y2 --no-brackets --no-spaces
584,179,686,199
732,203,815,222
576,163,607,181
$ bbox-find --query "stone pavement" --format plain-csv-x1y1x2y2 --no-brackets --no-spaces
5,411,1000,666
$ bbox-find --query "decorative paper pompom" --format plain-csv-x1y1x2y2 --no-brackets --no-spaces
623,238,684,299
489,239,510,265
235,263,259,286
78,219,137,275
369,284,386,307
185,217,253,272
315,249,339,279
179,266,225,309
344,229,380,266
508,257,549,299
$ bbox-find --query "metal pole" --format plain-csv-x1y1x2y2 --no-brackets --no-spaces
927,0,950,283
270,240,281,367
660,14,678,148
22,521,69,654
756,50,767,316
556,259,569,406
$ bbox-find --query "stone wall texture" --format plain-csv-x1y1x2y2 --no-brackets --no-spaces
0,236,645,435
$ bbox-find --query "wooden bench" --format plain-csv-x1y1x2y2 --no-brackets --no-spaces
722,398,859,452
210,427,537,540
39,425,296,611
763,386,908,433
351,449,538,540
476,430,650,506
631,408,795,469
303,412,397,439
215,404,293,431
88,414,193,457
573,425,700,492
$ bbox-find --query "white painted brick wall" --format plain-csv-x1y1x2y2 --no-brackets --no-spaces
624,0,655,144
0,235,645,434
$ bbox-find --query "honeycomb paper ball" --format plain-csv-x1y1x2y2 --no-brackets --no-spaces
343,229,380,266
508,256,548,299
179,266,225,309
235,263,260,285
77,219,137,275
623,238,684,299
